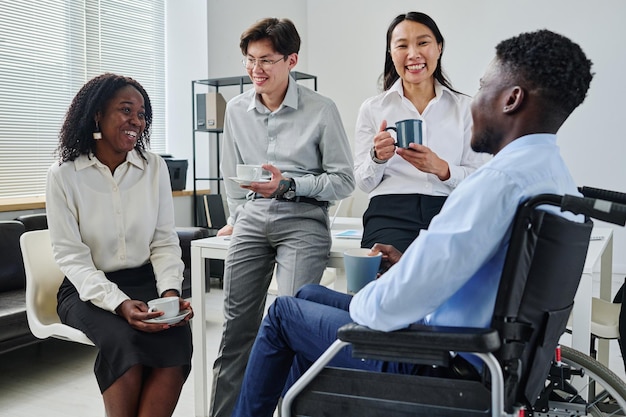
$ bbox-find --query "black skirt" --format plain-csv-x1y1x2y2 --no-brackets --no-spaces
361,193,447,253
57,263,192,393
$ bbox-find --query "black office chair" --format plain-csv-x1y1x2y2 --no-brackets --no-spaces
203,193,228,235
15,213,48,231
282,191,626,417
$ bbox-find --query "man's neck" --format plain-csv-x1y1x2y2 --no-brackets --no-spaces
259,81,289,112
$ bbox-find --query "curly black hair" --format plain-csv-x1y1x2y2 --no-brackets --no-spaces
57,73,152,163
495,29,593,121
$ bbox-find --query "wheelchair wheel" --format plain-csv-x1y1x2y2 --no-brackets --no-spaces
555,345,626,416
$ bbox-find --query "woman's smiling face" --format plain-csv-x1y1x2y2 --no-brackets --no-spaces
95,85,146,161
389,20,442,87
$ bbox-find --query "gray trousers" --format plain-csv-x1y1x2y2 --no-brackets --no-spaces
210,198,331,417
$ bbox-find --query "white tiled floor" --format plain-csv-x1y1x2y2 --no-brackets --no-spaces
0,275,624,417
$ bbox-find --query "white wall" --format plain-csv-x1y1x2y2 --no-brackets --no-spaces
167,0,626,271
166,0,308,212
206,0,308,83
165,0,208,189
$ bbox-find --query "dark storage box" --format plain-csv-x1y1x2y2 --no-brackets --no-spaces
162,157,188,191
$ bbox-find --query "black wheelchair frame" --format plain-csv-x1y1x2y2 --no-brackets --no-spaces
282,188,626,417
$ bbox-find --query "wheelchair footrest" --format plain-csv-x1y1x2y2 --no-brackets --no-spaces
292,367,491,417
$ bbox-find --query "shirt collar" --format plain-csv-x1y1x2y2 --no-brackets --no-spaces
73,154,97,171
382,78,458,105
247,74,299,113
496,134,558,157
125,149,145,169
381,78,404,103
73,149,145,171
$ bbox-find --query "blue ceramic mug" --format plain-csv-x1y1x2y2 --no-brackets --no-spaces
344,248,383,294
385,119,423,148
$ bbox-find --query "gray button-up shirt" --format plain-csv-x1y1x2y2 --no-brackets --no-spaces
221,75,355,224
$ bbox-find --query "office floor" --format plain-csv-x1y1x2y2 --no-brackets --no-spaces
0,280,235,417
0,275,624,417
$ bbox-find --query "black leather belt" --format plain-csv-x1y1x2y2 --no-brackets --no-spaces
249,193,328,208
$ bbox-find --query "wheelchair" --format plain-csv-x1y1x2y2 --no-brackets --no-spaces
281,187,626,417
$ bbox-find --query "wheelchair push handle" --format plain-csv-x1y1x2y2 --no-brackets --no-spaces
579,185,626,205
561,194,626,226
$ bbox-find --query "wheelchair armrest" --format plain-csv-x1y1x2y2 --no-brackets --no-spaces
337,322,501,366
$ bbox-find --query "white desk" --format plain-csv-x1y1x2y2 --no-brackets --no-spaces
571,227,614,366
190,222,614,417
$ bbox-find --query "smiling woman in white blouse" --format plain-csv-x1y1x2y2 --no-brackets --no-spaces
46,73,193,417
354,11,488,252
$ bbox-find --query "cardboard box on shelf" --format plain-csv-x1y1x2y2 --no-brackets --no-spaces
196,92,227,130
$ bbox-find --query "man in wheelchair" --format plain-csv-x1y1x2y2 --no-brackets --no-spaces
231,29,595,417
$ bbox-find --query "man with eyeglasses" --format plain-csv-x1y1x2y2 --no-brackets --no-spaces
210,17,354,417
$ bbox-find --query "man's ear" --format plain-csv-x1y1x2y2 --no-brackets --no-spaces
287,53,298,70
502,85,525,113
503,86,524,113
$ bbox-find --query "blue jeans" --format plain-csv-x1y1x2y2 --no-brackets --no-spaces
232,284,417,417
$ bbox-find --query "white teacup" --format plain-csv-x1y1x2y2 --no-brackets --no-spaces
237,164,263,181
147,296,179,319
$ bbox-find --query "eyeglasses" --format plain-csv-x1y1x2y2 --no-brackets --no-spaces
242,56,287,70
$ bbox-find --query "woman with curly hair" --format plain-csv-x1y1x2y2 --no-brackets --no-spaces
46,73,193,417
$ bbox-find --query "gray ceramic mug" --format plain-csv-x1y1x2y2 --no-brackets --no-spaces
385,119,423,148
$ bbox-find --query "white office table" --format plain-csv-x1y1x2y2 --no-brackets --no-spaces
571,227,613,366
190,223,613,417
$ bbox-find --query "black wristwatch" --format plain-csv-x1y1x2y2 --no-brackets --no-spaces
283,178,296,200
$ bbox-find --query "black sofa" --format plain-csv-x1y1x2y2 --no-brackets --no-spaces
0,220,34,354
0,215,215,355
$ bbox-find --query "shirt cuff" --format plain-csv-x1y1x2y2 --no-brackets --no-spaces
442,165,463,188
160,288,181,297
101,292,131,314
157,278,183,299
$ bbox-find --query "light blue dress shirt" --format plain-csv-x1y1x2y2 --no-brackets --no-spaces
350,134,580,331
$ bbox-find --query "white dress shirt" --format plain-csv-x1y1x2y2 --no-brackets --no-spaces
354,79,488,198
46,150,184,313
350,134,580,331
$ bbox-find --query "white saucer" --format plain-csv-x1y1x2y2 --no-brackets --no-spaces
229,177,270,186
144,309,191,325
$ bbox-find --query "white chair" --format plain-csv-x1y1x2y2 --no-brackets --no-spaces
567,296,621,363
590,297,621,340
587,297,621,366
20,229,93,346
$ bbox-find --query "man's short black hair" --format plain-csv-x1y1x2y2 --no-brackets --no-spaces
495,29,593,120
240,17,300,57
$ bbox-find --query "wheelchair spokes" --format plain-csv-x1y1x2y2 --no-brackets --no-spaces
533,345,626,417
